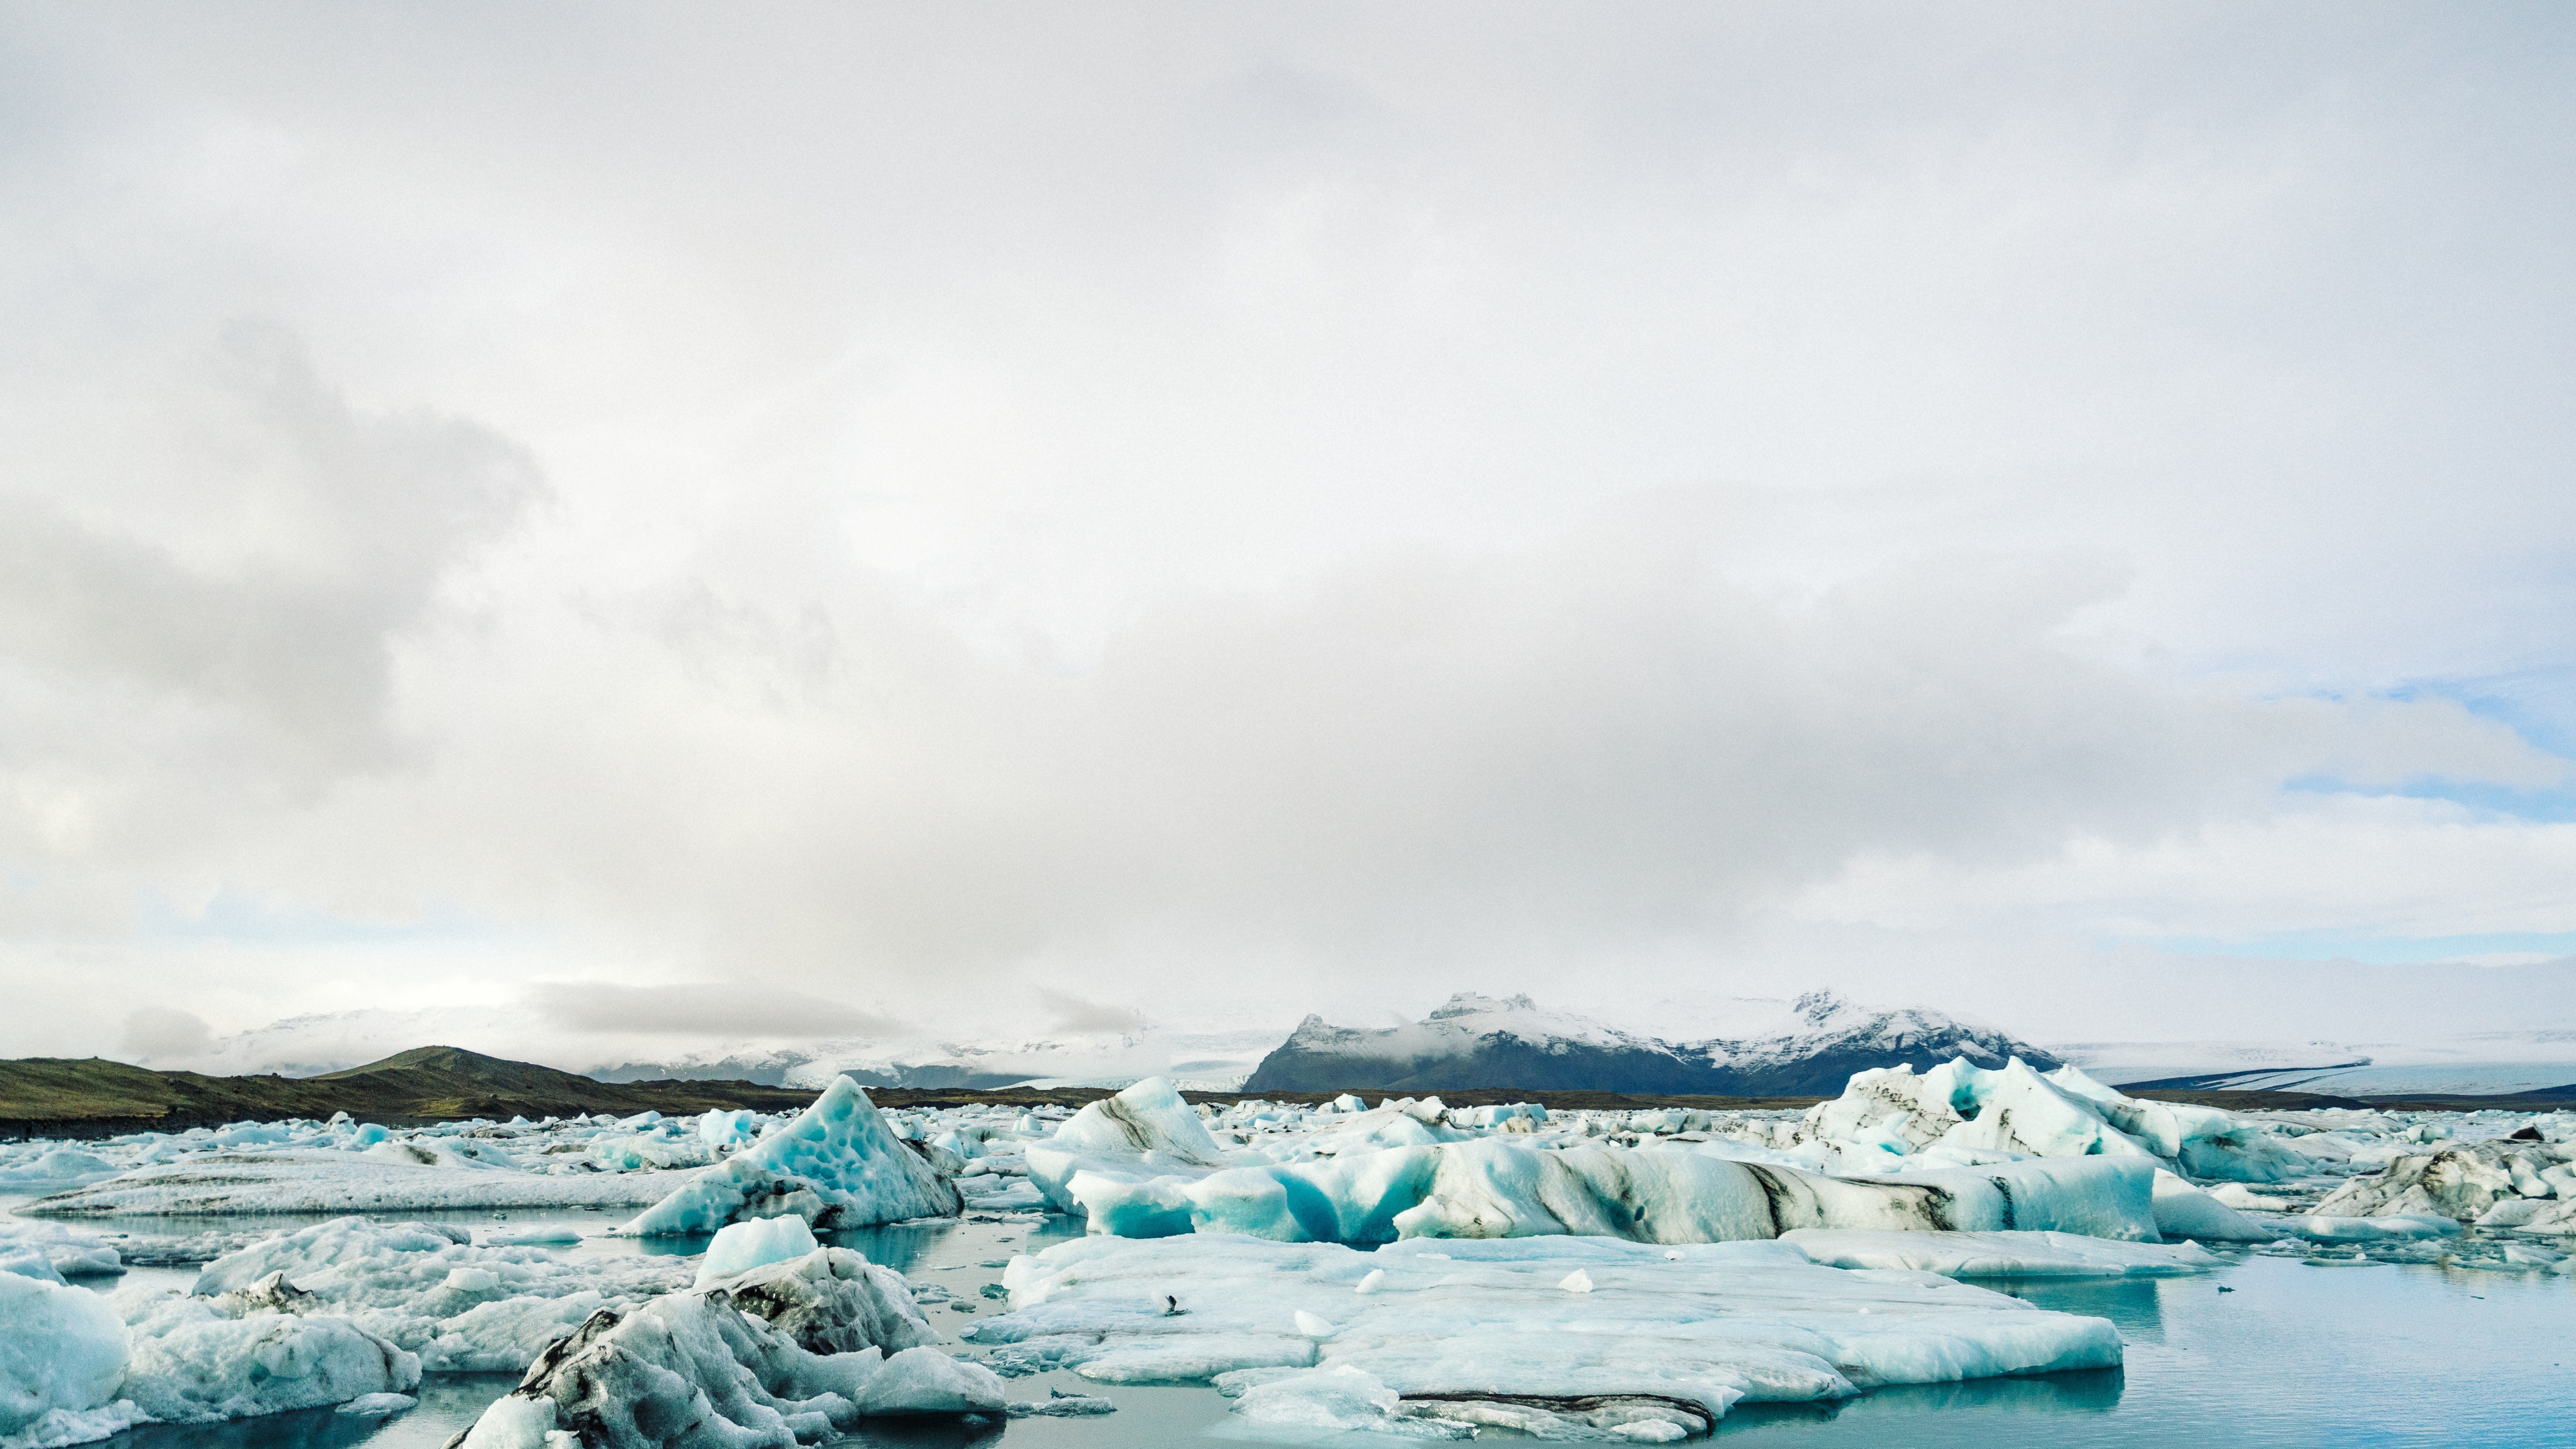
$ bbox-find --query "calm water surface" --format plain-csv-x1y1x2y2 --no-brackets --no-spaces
17,1200,2573,1449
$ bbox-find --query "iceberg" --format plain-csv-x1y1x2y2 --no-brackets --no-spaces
623,1076,961,1236
456,1260,1004,1447
117,1297,421,1426
1048,1114,2161,1246
968,1232,2123,1436
1805,1060,2313,1185
2148,1169,2281,1242
2313,1145,2529,1222
1024,1077,1231,1218
705,1248,941,1358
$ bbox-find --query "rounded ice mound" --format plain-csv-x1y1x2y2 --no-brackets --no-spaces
121,1299,421,1424
696,1216,820,1288
0,1272,131,1436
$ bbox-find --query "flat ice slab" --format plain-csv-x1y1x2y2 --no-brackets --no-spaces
19,1150,685,1217
1780,1230,2223,1278
966,1232,2122,1438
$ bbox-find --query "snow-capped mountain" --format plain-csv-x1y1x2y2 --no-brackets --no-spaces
1240,989,2057,1095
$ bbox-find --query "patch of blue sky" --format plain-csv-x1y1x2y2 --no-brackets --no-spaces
2279,669,2576,822
2284,771,2576,823
2150,929,2576,965
133,886,514,945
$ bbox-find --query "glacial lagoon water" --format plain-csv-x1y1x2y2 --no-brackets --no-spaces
25,1203,2576,1449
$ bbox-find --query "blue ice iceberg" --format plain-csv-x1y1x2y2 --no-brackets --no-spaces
623,1076,960,1237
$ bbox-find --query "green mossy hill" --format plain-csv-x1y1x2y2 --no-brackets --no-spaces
0,1046,817,1136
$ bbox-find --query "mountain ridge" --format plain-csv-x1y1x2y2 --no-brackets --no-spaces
0,1046,817,1138
1242,989,2059,1095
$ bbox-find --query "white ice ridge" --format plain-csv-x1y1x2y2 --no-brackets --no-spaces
965,1234,2123,1440
18,1148,686,1218
623,1075,962,1236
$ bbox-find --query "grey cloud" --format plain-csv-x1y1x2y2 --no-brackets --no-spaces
0,322,539,779
1035,987,1146,1036
1,7,2572,1054
525,982,901,1040
121,1006,213,1063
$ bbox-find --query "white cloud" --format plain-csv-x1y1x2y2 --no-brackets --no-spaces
1,5,2572,1057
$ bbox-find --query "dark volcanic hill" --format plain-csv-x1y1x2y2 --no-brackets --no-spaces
0,1045,817,1138
1241,991,2059,1096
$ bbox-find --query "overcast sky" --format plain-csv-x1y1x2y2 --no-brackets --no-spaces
3,3,2573,1065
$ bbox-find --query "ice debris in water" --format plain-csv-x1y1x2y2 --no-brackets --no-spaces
623,1075,962,1236
185,1216,698,1373
967,1232,2123,1438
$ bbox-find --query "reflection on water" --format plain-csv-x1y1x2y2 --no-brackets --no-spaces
1719,1367,2127,1437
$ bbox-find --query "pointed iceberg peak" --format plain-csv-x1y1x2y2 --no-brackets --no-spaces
623,1073,959,1236
1051,1076,1226,1167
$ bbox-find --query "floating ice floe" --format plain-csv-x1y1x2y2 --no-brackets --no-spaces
965,1233,2123,1440
623,1076,961,1236
1778,1229,2222,1277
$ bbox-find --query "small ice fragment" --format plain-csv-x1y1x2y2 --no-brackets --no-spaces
694,1216,819,1288
1293,1310,1339,1337
1354,1268,1386,1294
337,1393,418,1416
1558,1269,1593,1293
